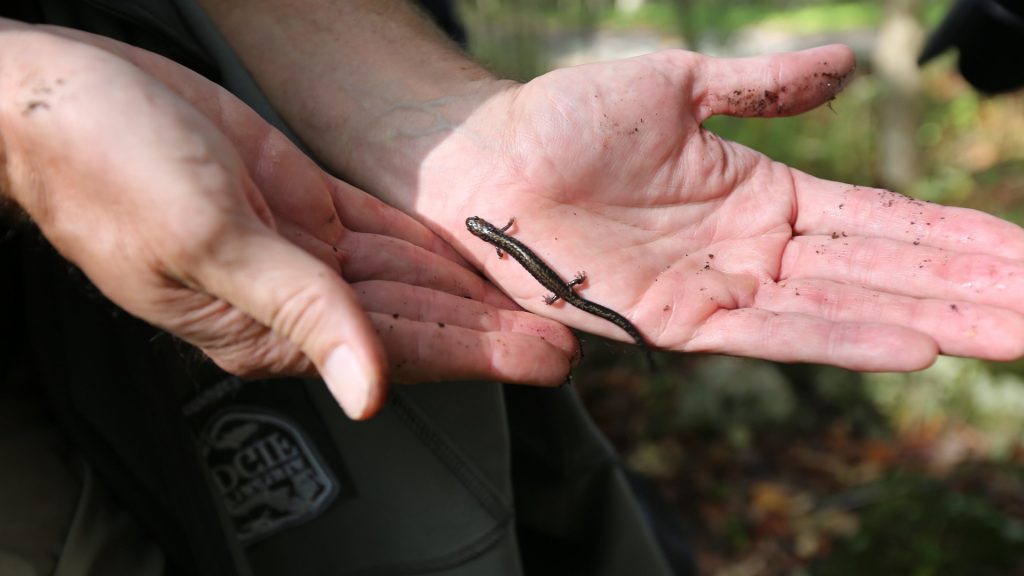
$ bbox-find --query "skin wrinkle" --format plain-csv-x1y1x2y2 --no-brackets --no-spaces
653,291,681,342
480,331,514,383
939,252,1014,294
204,312,314,376
263,270,338,346
276,215,334,266
906,296,933,334
758,309,785,355
770,56,786,111
156,293,309,377
329,229,358,273
349,232,482,299
407,235,442,288
250,122,283,193
329,180,381,234
843,235,876,286
825,323,846,366
358,280,510,335
689,130,732,203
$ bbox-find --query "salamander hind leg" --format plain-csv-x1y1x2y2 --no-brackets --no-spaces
544,293,561,305
567,272,586,290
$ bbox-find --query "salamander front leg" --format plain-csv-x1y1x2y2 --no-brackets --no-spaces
495,217,516,258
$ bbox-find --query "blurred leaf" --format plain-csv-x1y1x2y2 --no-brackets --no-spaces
813,472,1024,575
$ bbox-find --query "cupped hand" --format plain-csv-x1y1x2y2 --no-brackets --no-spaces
1,26,578,419
417,45,1024,370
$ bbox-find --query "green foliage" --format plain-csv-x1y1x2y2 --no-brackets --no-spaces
866,358,1024,456
458,0,950,64
668,357,797,446
813,472,1024,575
755,3,881,34
704,77,878,187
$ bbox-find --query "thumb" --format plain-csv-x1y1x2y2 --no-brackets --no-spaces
185,222,388,420
693,44,856,121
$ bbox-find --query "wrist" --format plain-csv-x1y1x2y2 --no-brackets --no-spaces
333,77,520,213
196,0,518,214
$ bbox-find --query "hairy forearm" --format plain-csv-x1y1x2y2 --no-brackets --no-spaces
196,0,507,210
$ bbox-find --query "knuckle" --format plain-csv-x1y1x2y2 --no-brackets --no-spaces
204,328,312,378
266,275,337,349
160,209,244,279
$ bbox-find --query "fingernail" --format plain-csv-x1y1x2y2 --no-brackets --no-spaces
323,345,371,419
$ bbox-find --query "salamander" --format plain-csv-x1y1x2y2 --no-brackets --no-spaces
466,216,653,367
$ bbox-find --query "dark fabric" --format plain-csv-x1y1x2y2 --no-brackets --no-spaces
16,232,245,576
504,385,676,576
417,0,467,46
919,0,1024,93
0,217,31,409
5,0,217,79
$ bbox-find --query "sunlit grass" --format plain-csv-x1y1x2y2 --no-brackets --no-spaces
756,3,880,34
599,0,948,36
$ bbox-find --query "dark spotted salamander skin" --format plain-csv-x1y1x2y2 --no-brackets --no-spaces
466,216,653,367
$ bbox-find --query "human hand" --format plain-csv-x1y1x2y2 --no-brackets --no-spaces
407,45,1024,370
0,27,577,419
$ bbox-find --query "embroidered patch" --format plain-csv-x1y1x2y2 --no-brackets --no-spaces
204,409,338,543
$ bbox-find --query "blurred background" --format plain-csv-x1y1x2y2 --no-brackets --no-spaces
452,0,1024,574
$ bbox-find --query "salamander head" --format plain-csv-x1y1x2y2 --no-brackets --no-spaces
465,216,494,237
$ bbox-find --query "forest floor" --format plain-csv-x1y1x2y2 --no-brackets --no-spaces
576,341,1024,575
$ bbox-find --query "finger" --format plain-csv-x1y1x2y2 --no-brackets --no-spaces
755,279,1024,360
338,231,519,309
188,223,387,420
232,139,469,270
277,217,520,310
353,280,581,359
693,44,856,120
327,179,467,266
687,308,938,371
781,235,1024,314
792,171,1024,259
369,312,572,386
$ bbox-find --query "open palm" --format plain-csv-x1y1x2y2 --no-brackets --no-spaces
424,45,1024,370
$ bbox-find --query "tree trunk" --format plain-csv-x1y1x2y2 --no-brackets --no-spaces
616,0,645,14
872,0,925,191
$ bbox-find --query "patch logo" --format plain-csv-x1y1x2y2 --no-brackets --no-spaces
204,409,338,543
